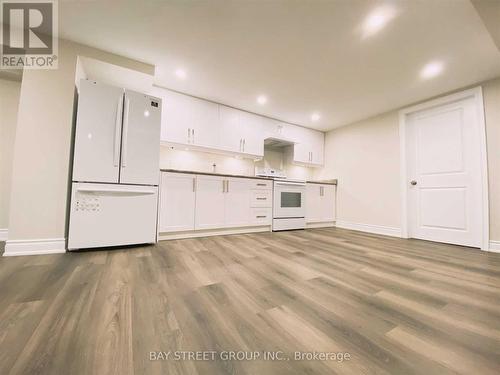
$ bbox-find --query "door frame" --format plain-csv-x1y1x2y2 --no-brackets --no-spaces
398,87,489,250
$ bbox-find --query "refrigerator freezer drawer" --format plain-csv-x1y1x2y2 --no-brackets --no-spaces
68,182,158,250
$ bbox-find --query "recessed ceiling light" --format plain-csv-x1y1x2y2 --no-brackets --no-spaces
175,68,187,80
311,113,321,122
420,61,444,79
362,6,397,39
257,95,267,105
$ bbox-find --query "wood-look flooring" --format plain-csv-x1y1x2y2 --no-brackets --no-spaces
1,227,500,374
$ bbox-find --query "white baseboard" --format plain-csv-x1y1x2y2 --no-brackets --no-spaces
489,240,500,253
335,220,401,238
306,221,336,229
3,238,66,256
159,225,271,241
0,228,8,241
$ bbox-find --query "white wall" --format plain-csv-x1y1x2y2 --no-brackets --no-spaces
483,77,500,243
5,39,154,254
160,146,314,180
0,79,21,237
314,111,401,230
315,76,500,243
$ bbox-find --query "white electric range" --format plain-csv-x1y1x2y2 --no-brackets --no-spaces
255,168,306,231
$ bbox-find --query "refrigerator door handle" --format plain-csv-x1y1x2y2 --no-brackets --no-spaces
76,187,156,195
113,96,123,167
121,97,130,167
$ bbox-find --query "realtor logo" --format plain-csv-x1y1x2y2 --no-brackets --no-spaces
1,0,58,69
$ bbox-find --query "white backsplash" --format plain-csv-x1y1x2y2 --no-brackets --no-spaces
159,146,314,180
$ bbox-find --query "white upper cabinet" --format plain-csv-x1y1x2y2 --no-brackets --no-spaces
308,130,324,165
219,106,264,157
155,87,322,162
263,118,292,141
190,96,220,148
159,89,193,144
157,89,219,148
288,125,324,167
239,111,264,156
219,105,241,152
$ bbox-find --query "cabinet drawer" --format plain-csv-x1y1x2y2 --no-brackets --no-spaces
251,180,272,190
250,190,272,207
250,208,272,225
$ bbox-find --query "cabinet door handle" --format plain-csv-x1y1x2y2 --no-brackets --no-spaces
192,129,195,143
243,139,246,152
256,183,267,186
222,179,225,193
227,180,229,193
193,177,196,192
256,197,267,200
256,215,267,218
239,139,242,152
188,128,191,143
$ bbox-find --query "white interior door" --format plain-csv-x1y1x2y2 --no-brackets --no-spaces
406,96,483,248
120,90,162,185
72,80,124,183
224,178,251,227
195,175,225,230
159,172,195,232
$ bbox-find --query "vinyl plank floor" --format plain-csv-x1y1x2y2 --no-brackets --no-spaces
1,228,500,374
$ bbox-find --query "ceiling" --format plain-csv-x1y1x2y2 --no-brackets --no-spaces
59,0,500,131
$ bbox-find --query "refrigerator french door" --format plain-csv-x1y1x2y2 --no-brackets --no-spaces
68,80,161,250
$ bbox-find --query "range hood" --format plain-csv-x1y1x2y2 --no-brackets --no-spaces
264,137,295,149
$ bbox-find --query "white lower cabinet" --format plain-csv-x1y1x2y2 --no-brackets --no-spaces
159,172,196,232
306,183,336,223
250,208,272,225
195,175,226,230
159,172,272,234
224,178,252,227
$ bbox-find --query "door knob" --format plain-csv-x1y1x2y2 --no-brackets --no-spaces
410,180,417,186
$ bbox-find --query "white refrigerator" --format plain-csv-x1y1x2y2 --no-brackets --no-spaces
68,80,161,250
